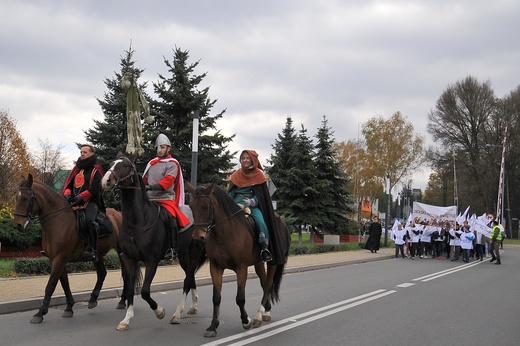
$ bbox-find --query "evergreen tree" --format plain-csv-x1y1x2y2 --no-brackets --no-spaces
284,124,320,228
267,116,297,217
84,46,151,208
314,116,352,233
85,46,149,170
150,47,235,186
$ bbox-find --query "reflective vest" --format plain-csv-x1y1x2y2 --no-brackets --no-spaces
491,226,503,241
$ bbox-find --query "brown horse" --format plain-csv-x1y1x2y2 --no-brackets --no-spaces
101,154,207,331
186,182,291,338
13,174,126,324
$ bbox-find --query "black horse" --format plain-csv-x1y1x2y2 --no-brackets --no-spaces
101,153,206,330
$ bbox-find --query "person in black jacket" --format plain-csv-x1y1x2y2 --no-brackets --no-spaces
364,216,382,253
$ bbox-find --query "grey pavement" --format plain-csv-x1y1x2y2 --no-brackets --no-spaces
0,248,393,315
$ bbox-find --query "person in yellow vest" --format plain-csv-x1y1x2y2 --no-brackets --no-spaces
489,220,503,265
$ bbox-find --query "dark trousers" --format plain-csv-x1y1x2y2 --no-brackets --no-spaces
395,244,405,258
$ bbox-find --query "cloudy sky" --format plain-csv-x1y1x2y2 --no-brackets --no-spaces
1,0,519,191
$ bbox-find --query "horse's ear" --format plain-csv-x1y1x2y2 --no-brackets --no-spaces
128,152,138,163
26,173,33,187
116,151,124,159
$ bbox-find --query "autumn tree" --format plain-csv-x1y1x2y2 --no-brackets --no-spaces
335,139,382,218
0,110,33,207
362,111,425,193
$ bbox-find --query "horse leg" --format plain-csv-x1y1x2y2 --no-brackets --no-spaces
59,271,76,318
170,236,204,324
116,252,127,309
88,258,107,309
141,262,165,319
252,262,270,327
236,267,252,330
30,260,66,323
204,264,224,338
117,259,138,331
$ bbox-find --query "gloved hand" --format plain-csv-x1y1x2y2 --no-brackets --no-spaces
70,195,83,206
64,194,71,202
146,184,163,191
242,198,256,208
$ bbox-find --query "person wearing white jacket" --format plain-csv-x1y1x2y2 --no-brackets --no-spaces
393,224,407,258
460,225,475,262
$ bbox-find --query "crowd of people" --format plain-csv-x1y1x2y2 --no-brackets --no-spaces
365,216,506,265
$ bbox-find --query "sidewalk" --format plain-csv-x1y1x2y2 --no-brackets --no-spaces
0,248,393,315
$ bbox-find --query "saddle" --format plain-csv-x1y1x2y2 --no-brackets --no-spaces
75,209,114,241
237,204,258,240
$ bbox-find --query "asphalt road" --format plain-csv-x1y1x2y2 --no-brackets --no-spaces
1,247,519,346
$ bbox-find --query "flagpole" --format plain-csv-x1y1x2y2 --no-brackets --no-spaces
496,125,508,224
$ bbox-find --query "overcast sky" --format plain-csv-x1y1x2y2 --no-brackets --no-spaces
1,0,519,191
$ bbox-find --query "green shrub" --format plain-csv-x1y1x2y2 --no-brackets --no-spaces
13,252,122,276
0,217,42,249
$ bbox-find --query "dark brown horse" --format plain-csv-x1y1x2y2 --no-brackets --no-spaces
101,153,206,331
13,174,126,324
186,182,291,338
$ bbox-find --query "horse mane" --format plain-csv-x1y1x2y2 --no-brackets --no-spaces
206,184,247,223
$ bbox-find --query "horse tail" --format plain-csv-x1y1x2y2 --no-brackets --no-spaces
270,262,286,304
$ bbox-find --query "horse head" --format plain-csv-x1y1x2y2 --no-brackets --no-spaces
13,174,36,231
102,152,138,190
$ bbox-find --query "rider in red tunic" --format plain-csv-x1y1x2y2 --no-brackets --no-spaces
143,134,190,260
62,144,105,261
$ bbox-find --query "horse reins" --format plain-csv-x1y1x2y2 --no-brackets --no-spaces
191,194,244,235
14,186,72,226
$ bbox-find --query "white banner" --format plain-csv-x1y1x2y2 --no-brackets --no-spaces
473,218,492,238
412,202,458,222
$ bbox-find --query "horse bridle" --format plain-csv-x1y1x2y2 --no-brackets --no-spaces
14,186,71,228
106,159,138,188
190,193,244,235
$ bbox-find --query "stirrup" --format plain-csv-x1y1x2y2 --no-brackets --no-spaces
83,250,98,261
260,249,272,262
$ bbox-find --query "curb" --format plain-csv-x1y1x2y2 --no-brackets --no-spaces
0,254,392,316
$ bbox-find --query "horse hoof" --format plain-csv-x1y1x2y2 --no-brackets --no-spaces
30,316,43,324
116,302,126,310
252,318,263,328
262,313,272,322
170,315,181,324
243,318,253,330
88,301,98,309
116,322,129,331
62,311,74,318
155,306,166,319
187,307,198,315
204,330,217,338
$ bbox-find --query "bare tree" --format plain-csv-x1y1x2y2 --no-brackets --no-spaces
32,138,66,188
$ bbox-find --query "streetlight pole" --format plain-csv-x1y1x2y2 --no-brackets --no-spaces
190,110,200,187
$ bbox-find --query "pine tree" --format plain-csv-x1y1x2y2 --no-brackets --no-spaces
150,47,235,186
84,46,151,208
85,46,150,169
284,124,320,228
314,116,352,233
267,116,297,217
